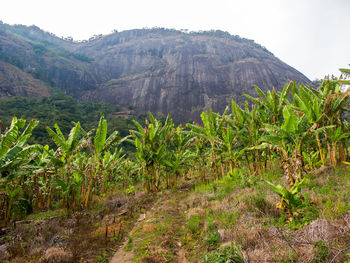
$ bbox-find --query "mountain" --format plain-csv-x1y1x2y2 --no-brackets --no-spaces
0,22,310,121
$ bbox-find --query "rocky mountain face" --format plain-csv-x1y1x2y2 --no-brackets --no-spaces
0,23,310,121
0,61,49,98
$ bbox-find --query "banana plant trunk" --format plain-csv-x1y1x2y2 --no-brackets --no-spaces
84,166,94,208
4,200,10,226
316,134,325,166
144,167,151,193
210,142,219,180
282,153,294,187
292,149,303,182
220,155,225,178
327,141,332,166
228,147,233,173
257,150,262,175
339,141,345,162
245,153,252,176
332,141,337,166
84,178,93,208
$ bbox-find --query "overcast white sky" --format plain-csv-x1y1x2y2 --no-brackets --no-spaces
0,0,349,80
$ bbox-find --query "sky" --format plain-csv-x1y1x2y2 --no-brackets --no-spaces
0,0,349,80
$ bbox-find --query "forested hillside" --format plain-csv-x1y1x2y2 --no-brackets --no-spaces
0,88,137,148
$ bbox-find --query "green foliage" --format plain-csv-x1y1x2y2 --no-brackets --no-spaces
0,117,42,224
206,230,221,248
303,151,322,170
312,241,329,263
124,185,135,195
204,244,244,263
131,112,177,191
187,215,201,234
27,210,62,220
206,220,221,248
0,91,133,149
95,114,108,153
0,72,349,229
30,42,47,55
125,236,133,251
227,168,258,189
95,251,110,263
216,210,239,228
0,117,40,179
245,192,269,212
268,178,319,228
267,178,309,213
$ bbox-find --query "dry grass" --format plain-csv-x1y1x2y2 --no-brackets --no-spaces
40,247,73,263
2,166,349,262
1,191,157,262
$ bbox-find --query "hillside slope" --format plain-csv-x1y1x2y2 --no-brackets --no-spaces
0,23,310,121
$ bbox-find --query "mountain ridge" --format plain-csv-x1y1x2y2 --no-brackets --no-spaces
0,22,310,121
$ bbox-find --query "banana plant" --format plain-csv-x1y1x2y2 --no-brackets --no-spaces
292,84,326,165
261,106,311,186
228,101,265,175
131,112,174,192
165,126,194,187
84,114,128,206
324,90,349,164
187,108,228,180
46,122,83,208
244,81,293,125
290,79,349,166
266,177,308,220
55,171,83,209
326,126,350,166
119,159,139,190
190,137,209,181
0,117,40,225
340,67,350,80
323,82,349,164
219,122,240,174
31,145,64,211
306,78,349,126
302,151,322,171
1,184,21,226
102,148,126,190
0,117,40,180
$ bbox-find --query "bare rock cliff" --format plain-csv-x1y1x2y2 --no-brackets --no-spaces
0,25,310,121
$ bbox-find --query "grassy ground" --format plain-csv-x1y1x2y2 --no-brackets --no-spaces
113,165,350,262
1,165,350,262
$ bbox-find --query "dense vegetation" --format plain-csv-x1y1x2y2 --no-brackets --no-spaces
0,88,136,148
0,71,349,262
1,72,349,225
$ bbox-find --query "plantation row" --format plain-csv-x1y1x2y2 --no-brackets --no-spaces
0,73,349,226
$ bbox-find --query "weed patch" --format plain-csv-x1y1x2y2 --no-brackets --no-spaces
204,244,244,263
187,214,201,234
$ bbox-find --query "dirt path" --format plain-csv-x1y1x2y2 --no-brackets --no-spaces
109,186,192,263
109,213,145,263
177,248,189,263
109,238,134,263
